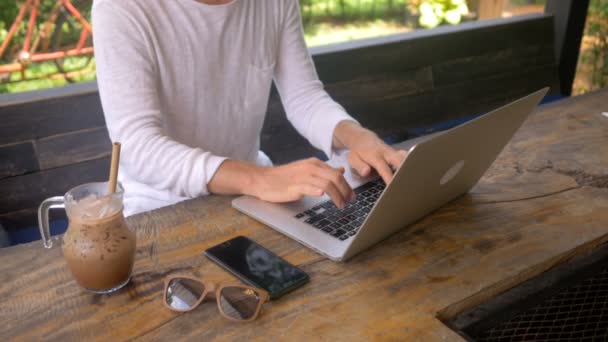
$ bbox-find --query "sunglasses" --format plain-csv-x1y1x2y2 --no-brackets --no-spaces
163,275,269,322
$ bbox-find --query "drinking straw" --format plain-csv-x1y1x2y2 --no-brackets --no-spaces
108,142,121,194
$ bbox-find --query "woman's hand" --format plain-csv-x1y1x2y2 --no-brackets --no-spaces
251,158,354,208
208,158,354,209
208,121,406,207
333,121,408,184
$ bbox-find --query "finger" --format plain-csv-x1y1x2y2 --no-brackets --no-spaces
348,152,371,177
312,162,349,190
311,177,346,208
313,159,346,175
314,166,354,203
365,154,394,184
293,184,324,198
308,160,353,203
384,149,408,170
308,174,348,208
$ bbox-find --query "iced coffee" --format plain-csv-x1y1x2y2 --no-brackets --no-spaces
39,182,136,293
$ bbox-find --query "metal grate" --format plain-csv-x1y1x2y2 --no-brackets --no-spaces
471,267,608,341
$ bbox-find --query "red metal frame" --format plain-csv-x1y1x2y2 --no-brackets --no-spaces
63,0,92,32
0,0,94,76
23,0,39,53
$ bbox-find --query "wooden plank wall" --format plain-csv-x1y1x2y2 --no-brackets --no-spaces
0,92,111,230
262,14,559,164
0,14,558,232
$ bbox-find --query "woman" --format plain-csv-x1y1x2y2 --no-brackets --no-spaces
93,0,406,216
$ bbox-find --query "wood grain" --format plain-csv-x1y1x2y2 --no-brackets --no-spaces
434,65,559,118
432,44,556,87
0,141,39,179
1,88,607,341
0,207,69,233
0,92,105,145
36,127,111,170
0,208,40,231
0,157,110,214
312,14,554,84
325,68,434,104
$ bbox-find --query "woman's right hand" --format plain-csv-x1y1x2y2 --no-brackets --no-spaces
250,158,354,209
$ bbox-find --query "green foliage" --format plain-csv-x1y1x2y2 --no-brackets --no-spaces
300,0,412,25
0,0,59,24
0,21,7,42
8,0,602,96
510,0,545,4
0,0,91,63
418,0,469,28
579,0,608,92
305,19,409,46
0,56,94,94
0,0,94,93
0,0,19,27
1,0,418,94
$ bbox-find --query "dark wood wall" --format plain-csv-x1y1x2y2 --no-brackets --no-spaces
262,14,559,164
0,13,558,232
0,91,111,229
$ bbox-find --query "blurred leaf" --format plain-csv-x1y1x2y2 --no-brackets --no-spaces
420,12,440,27
420,2,435,15
576,0,608,94
418,0,468,28
445,9,462,24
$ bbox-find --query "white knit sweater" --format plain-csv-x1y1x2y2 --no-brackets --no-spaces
93,0,355,216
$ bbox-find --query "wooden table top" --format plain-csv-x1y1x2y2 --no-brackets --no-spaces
2,88,607,341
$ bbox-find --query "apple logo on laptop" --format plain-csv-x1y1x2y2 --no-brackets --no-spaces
440,160,465,186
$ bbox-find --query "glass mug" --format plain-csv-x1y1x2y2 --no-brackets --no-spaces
38,182,136,293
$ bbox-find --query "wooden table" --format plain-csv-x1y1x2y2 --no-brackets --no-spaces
2,88,607,341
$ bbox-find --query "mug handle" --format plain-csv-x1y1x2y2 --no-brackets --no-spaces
38,196,65,248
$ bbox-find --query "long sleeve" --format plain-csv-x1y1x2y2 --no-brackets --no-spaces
92,1,226,198
274,0,357,159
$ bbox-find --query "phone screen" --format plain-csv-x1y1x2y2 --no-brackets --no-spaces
204,236,309,299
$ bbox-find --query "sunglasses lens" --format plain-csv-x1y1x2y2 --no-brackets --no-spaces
219,286,262,320
165,278,205,311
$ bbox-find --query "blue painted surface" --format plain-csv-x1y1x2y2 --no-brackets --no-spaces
540,94,566,104
8,220,68,246
0,225,10,248
390,94,565,142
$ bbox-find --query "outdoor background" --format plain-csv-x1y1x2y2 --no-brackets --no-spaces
0,0,606,95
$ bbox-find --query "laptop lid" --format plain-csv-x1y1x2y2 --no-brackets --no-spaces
342,88,549,260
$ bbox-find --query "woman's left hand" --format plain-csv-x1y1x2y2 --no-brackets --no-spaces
333,121,408,184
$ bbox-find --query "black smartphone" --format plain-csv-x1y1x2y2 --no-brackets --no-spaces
204,236,309,300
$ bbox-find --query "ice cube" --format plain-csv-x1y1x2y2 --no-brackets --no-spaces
72,194,120,219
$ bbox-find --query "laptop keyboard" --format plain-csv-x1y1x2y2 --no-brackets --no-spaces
294,178,386,242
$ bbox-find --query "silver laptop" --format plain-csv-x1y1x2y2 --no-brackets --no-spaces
233,88,549,261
